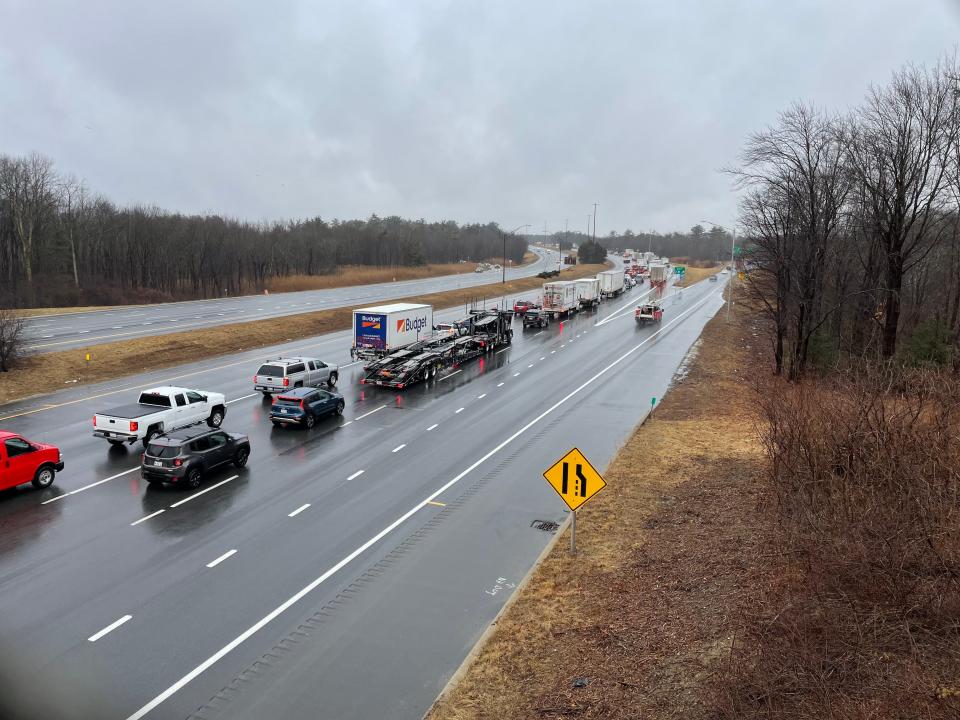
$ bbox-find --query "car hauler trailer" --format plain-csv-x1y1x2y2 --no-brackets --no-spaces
574,277,600,309
596,270,625,299
362,310,512,389
352,303,434,360
542,281,579,319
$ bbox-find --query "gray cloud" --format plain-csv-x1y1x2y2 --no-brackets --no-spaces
2,0,957,234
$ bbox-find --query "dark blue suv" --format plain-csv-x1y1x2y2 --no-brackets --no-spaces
269,387,345,429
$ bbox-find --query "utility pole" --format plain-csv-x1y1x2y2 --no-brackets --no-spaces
592,202,598,243
727,227,736,321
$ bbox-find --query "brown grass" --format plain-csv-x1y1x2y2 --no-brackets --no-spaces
676,264,723,286
265,263,479,293
427,293,769,720
0,263,608,407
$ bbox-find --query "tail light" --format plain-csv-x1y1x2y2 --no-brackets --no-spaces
283,377,290,387
397,383,405,389
174,458,183,467
92,416,97,427
299,400,305,410
130,421,139,432
253,375,258,383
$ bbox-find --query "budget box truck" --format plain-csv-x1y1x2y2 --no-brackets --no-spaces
352,303,434,360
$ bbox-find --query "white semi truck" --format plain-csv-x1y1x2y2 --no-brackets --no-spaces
574,278,600,309
542,281,579,319
596,269,625,298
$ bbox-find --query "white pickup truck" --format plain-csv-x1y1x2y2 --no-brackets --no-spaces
93,386,227,447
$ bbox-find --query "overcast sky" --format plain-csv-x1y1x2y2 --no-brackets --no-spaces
2,1,958,236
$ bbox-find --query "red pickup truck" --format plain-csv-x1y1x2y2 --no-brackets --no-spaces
0,431,63,491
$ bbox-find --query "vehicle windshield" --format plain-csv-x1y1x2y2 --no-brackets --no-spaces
258,364,284,376
138,392,172,407
146,443,180,458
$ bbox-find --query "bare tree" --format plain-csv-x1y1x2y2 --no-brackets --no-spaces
846,60,960,358
0,306,24,372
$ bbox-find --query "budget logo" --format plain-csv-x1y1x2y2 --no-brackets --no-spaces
397,316,428,333
360,316,382,330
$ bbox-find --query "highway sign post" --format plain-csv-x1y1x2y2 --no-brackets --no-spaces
542,448,607,554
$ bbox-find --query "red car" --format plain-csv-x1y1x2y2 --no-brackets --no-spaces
513,300,537,316
0,431,64,491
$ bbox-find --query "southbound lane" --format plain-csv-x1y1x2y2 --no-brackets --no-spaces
0,276,726,720
19,247,556,354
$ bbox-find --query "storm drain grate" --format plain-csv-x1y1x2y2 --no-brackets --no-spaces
531,519,560,533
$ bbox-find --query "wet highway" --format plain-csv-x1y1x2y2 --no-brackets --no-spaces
0,275,726,720
19,248,556,354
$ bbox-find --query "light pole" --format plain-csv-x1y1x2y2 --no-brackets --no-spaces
592,202,598,243
700,220,737,321
502,224,531,284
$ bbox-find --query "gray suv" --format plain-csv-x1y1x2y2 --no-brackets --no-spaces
253,356,339,396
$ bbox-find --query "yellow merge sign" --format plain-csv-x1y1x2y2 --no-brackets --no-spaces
543,447,606,511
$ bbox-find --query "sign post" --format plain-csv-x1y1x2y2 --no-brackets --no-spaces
542,447,607,555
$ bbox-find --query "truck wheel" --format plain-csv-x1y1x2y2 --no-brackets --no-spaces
233,447,249,468
32,465,55,489
186,468,203,489
143,427,161,447
207,407,225,428
327,372,338,388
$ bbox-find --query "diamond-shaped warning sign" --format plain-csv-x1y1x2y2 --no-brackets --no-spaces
543,447,607,511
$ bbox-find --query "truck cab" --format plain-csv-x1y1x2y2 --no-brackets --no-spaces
0,431,63,491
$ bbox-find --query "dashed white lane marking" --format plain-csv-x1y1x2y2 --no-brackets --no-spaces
206,549,237,568
119,291,721,720
41,334,53,338
341,420,353,427
169,475,237,508
513,372,520,377
112,326,123,329
534,331,543,336
442,369,463,380
347,470,364,481
288,503,311,517
455,407,465,414
561,344,566,348
392,444,406,453
43,467,140,504
130,509,166,526
340,361,361,368
354,404,386,420
477,393,486,399
426,423,438,431
88,615,132,642
497,382,505,387
540,357,545,361
78,330,89,334
550,350,556,354
226,393,257,404
527,364,534,368
495,348,509,354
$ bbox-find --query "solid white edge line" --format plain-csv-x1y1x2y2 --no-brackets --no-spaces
354,404,386,420
340,361,361,368
169,475,237,508
122,288,720,720
130,509,165,526
88,614,132,642
41,493,69,505
347,470,364,481
226,394,257,404
206,549,238,568
288,503,311,517
392,444,406,453
426,423,438,431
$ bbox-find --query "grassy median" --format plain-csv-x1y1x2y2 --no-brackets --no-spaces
0,263,608,406
426,289,767,720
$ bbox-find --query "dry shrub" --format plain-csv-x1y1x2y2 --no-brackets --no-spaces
719,366,960,719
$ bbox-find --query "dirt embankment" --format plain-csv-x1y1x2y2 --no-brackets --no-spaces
0,264,608,407
427,294,769,720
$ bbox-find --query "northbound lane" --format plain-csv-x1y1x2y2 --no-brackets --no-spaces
19,248,555,354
